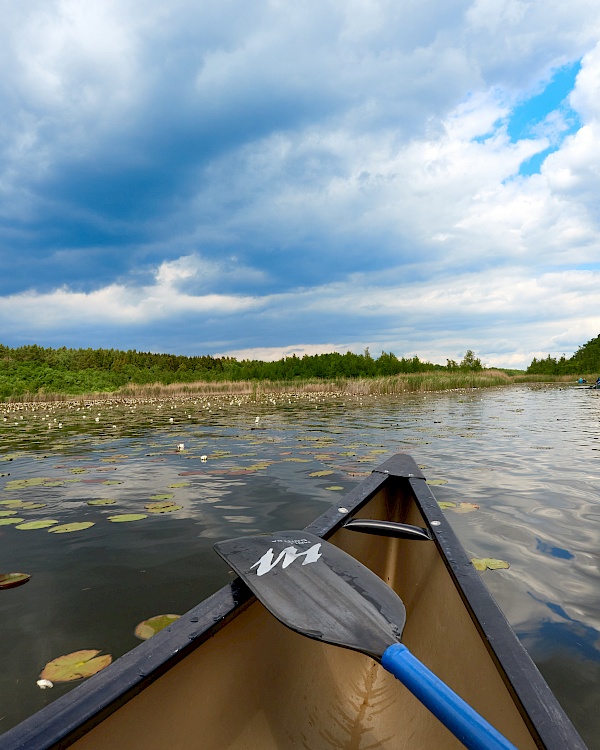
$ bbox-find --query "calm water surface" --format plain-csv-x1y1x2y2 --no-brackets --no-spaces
0,385,599,747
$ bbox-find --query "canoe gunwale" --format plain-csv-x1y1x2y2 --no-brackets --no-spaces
403,472,587,750
0,452,588,750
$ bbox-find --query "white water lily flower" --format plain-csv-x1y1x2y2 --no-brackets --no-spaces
36,679,53,689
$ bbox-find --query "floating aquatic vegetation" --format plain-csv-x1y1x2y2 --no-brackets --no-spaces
325,486,344,491
451,502,480,513
3,477,63,491
438,501,457,509
309,470,335,477
149,494,174,501
16,520,59,530
145,501,183,514
40,650,112,682
0,573,30,589
87,499,117,506
0,510,18,517
0,518,25,525
168,482,190,488
107,514,148,522
427,478,449,486
134,614,180,640
48,522,95,534
282,458,311,463
471,558,510,571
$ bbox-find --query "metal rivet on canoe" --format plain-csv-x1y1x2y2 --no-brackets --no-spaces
431,521,441,526
338,507,349,513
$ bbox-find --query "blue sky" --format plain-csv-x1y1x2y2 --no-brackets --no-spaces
1,1,600,369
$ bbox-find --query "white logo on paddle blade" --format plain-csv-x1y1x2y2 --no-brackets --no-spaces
251,544,322,576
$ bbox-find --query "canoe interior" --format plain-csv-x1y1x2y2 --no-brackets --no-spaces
69,480,538,750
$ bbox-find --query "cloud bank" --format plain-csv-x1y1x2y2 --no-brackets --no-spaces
1,1,600,368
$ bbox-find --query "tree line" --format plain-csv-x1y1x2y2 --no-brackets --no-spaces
527,334,600,375
0,344,484,400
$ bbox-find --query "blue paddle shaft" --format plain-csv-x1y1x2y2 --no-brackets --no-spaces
381,644,518,750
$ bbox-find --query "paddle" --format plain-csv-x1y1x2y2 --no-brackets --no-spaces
214,530,518,750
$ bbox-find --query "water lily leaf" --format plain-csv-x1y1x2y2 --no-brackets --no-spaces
69,468,87,474
0,510,18,517
282,458,311,463
19,502,47,509
325,486,344,491
168,483,190,488
15,520,59,530
3,478,53,490
309,470,334,477
101,480,122,485
107,514,148,522
87,499,117,506
471,558,510,571
134,614,181,640
437,501,456,509
144,502,183,514
0,573,30,589
149,494,174,501
48,522,95,534
427,479,448,486
0,500,25,506
40,650,112,682
0,518,25,525
452,502,480,513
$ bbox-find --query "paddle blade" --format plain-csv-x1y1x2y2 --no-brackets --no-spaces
214,530,406,659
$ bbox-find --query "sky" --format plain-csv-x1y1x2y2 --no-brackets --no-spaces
1,0,600,370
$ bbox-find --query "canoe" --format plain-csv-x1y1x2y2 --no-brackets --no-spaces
0,454,586,750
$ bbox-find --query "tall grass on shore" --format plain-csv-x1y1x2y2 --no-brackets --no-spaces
3,370,580,406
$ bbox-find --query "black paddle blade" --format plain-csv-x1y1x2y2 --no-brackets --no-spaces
214,530,406,660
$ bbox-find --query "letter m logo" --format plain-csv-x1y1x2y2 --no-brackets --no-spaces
250,544,322,576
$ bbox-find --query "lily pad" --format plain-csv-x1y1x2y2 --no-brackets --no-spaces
0,500,25,507
87,499,117,506
0,510,18,517
19,502,47,509
308,470,335,477
149,494,174,501
134,614,181,640
145,502,183,514
437,501,457,509
452,502,480,513
16,520,59,530
471,558,510,571
107,514,148,523
40,650,112,682
0,518,25,526
168,483,190,488
0,573,30,590
427,479,449,486
325,486,344,491
48,522,95,534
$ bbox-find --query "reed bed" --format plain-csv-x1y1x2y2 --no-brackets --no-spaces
2,370,580,407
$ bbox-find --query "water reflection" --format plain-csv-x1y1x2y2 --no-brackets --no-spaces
0,385,599,747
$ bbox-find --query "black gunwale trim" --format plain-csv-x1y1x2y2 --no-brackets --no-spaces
0,453,587,750
377,455,587,750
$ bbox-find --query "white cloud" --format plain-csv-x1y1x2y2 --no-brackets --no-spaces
1,1,600,368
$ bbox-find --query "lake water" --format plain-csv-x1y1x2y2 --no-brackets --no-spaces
0,384,599,747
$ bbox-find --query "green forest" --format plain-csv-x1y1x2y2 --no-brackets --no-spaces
0,344,484,400
2,333,598,401
526,333,600,375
